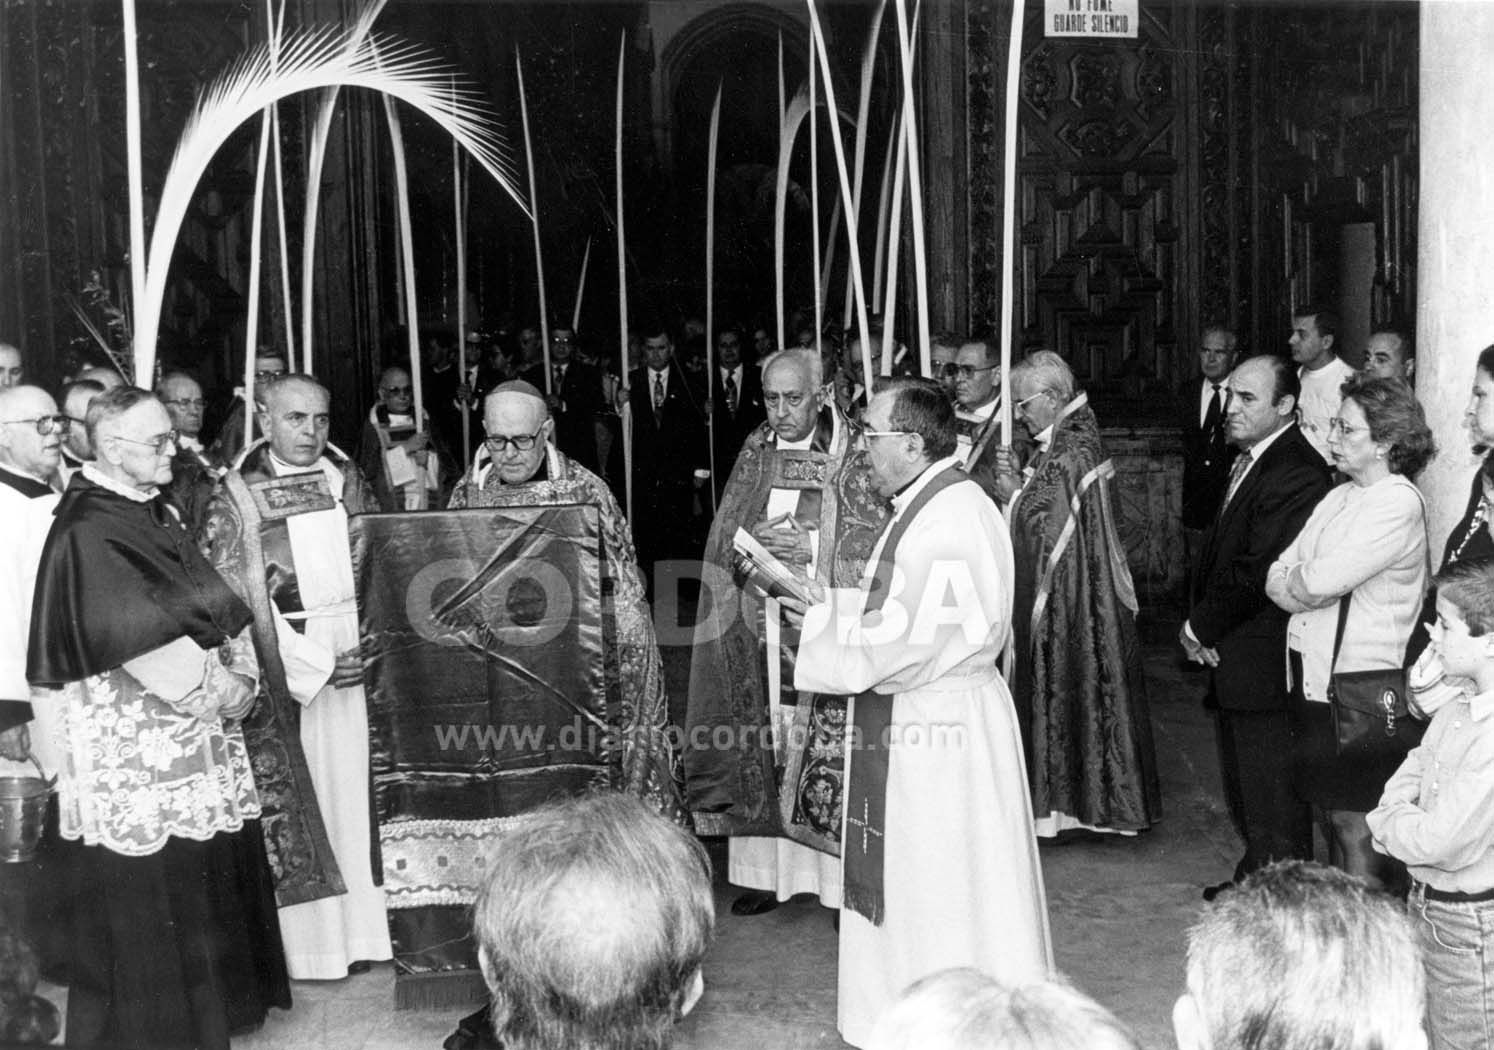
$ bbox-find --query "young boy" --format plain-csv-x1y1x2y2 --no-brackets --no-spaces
1368,554,1494,1050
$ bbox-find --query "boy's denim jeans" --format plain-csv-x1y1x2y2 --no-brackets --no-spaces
1411,884,1494,1050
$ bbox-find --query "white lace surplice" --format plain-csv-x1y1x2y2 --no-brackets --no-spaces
57,650,261,857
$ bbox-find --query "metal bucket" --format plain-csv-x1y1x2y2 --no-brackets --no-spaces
0,756,54,863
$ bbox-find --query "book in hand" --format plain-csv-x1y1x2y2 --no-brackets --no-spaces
732,527,812,606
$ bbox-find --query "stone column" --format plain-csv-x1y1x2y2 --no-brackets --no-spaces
1416,2,1494,552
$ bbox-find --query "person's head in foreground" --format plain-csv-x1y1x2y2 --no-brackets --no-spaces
1174,860,1426,1050
868,967,1142,1050
473,792,714,1050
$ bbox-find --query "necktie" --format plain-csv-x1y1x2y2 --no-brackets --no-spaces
653,372,665,420
554,364,564,392
725,372,738,416
1203,383,1222,434
1220,449,1253,515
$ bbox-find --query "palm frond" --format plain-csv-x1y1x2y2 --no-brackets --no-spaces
844,0,888,330
516,47,552,389
806,0,873,389
135,24,527,384
300,0,389,369
891,0,929,375
774,85,812,354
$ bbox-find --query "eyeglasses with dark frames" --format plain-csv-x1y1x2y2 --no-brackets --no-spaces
483,430,545,453
0,414,71,436
162,397,206,409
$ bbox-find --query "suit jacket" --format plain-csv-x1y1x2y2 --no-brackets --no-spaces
522,360,606,473
1179,377,1238,530
709,364,765,497
629,362,708,489
1188,424,1331,711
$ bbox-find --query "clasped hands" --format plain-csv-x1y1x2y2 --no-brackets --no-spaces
1178,624,1220,668
750,514,825,629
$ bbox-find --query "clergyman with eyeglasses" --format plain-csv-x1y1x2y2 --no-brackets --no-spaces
449,379,684,816
156,370,223,535
27,385,290,1044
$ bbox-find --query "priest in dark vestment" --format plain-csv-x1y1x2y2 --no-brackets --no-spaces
450,381,685,818
27,385,289,1049
685,348,886,915
995,351,1161,837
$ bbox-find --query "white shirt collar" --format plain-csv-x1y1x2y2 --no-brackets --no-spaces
891,455,963,515
81,462,154,502
1033,424,1056,452
0,460,53,487
178,434,204,453
1242,420,1292,460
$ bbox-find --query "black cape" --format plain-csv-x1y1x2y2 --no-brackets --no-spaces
27,474,252,687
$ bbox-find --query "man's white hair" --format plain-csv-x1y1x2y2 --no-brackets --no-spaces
1011,349,1075,403
763,346,824,389
870,968,1142,1050
1184,861,1425,1050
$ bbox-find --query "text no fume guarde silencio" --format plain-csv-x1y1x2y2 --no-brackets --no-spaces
1053,0,1132,35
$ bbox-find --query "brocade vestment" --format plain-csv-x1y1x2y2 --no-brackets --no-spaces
203,441,393,978
685,408,887,852
686,406,887,904
1007,393,1161,834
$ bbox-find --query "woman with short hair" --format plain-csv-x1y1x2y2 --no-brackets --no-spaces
1266,374,1435,889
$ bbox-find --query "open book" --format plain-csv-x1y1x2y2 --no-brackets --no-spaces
732,527,812,606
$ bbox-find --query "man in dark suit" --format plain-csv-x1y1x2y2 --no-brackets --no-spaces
1180,326,1240,546
1181,354,1331,899
708,325,764,503
521,326,606,474
629,324,709,585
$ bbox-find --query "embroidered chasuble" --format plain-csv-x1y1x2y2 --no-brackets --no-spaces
1007,393,1161,835
795,455,1051,1048
685,407,887,852
204,441,393,981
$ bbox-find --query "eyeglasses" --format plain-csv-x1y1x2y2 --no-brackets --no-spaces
382,386,412,396
254,369,286,381
1327,417,1368,437
0,414,71,436
110,430,179,455
162,398,205,409
955,364,997,379
1014,391,1049,410
862,429,912,440
484,430,545,453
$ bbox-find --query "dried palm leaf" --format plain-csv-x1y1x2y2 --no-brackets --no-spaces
134,24,527,387
516,47,552,392
892,0,930,375
615,29,633,523
844,0,888,331
705,83,721,515
121,0,146,383
999,0,1024,445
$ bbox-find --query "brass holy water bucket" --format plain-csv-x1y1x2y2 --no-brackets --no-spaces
0,756,54,863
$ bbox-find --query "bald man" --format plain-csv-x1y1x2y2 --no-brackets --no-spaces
685,348,889,916
450,381,685,820
204,374,392,979
0,386,64,759
357,365,444,511
1362,330,1415,383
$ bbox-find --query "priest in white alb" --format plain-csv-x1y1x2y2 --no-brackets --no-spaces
783,377,1052,1048
203,374,393,979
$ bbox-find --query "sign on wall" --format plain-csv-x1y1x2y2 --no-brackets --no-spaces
1045,0,1139,38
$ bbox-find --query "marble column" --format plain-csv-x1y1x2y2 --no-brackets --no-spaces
1416,2,1494,552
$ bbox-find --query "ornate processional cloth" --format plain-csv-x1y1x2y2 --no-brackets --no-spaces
686,410,887,853
351,502,614,1008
